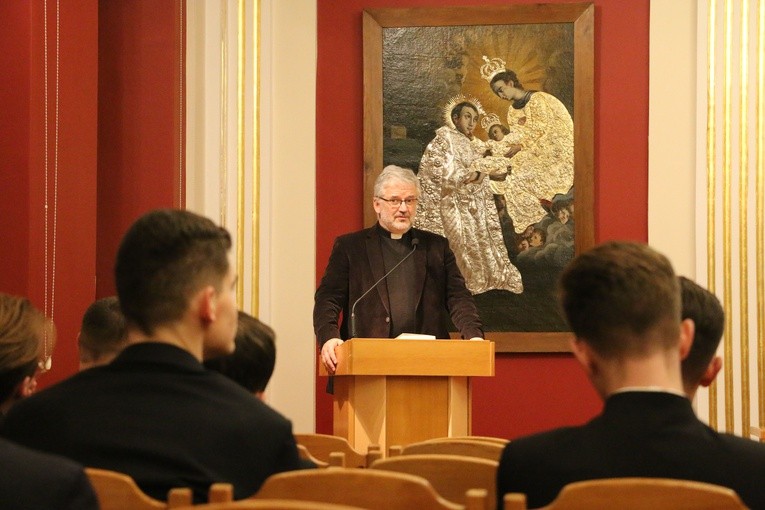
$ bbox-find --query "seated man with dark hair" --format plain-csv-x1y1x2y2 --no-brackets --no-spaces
205,310,276,399
0,293,98,509
2,209,302,502
78,295,128,370
678,276,724,400
496,241,765,509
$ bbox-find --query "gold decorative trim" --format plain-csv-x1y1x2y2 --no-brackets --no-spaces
220,1,229,226
757,0,765,427
706,0,719,430
251,0,261,316
236,0,246,306
738,0,750,437
722,0,733,434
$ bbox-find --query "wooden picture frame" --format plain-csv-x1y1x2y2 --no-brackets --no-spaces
363,3,594,353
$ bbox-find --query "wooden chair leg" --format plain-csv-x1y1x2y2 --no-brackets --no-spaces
328,451,346,467
503,492,527,510
465,488,489,510
388,445,403,457
207,483,234,503
166,488,192,508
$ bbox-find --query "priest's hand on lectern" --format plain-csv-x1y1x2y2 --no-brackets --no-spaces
320,338,344,373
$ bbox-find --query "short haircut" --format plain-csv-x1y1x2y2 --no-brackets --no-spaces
373,165,421,198
0,294,49,404
204,311,276,393
559,241,681,358
679,276,724,387
115,209,232,335
450,101,478,123
79,296,127,365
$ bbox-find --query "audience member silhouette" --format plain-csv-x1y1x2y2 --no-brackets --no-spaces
496,241,765,509
678,276,724,399
205,310,276,399
2,209,303,502
0,293,98,509
78,296,128,370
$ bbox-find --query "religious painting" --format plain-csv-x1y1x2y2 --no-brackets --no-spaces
362,4,594,352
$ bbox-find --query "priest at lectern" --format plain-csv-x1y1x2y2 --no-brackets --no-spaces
313,165,484,374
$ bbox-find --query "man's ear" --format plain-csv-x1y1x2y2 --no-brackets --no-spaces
699,356,723,387
197,286,217,323
569,337,594,376
679,318,695,360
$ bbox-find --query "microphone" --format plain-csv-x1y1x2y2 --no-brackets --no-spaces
350,237,419,338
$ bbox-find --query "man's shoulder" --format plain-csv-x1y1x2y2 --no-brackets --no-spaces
205,372,292,426
0,438,96,508
334,227,375,244
715,430,765,459
502,425,583,458
7,369,93,412
411,228,447,245
0,437,85,474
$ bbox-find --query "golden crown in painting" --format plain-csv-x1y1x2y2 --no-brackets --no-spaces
480,113,502,131
442,94,484,129
480,55,507,82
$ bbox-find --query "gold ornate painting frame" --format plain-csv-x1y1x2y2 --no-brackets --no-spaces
363,3,594,353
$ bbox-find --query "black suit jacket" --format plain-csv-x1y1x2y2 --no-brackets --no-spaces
313,225,483,345
1,343,303,502
497,392,765,509
0,437,98,509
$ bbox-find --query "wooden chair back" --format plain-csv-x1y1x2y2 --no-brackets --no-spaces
394,438,505,461
295,433,381,467
435,435,509,445
297,444,329,468
370,454,498,510
503,478,748,510
85,468,192,509
173,500,367,510
254,467,463,510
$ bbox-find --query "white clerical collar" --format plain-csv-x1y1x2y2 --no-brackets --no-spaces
611,386,687,398
376,222,409,240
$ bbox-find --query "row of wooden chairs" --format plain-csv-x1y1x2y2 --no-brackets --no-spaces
85,432,749,509
295,433,506,466
87,466,749,510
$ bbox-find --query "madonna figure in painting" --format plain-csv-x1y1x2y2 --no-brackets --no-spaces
480,56,574,237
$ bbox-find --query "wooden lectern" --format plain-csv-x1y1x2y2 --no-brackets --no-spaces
319,338,494,453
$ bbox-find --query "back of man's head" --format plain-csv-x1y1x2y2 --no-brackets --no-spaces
559,241,681,358
78,296,127,370
679,276,724,395
115,209,232,336
204,311,276,396
0,294,48,407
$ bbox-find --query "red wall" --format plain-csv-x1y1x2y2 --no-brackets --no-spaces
0,0,99,386
316,0,649,438
97,0,185,297
0,1,183,388
0,1,33,296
